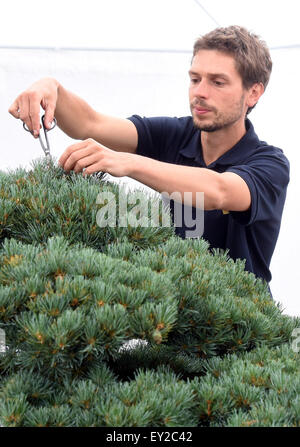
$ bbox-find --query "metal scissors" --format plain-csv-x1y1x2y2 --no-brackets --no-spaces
23,114,56,161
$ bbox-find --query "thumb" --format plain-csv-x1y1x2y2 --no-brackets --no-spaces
43,104,56,129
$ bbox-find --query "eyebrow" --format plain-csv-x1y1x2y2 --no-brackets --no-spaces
188,70,230,80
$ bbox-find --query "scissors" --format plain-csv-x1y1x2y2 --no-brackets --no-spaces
23,114,56,161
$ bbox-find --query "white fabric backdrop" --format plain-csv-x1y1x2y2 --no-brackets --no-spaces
0,46,299,317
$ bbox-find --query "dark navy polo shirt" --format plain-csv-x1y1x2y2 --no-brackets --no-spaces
127,115,290,285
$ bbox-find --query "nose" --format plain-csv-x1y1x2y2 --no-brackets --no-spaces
192,79,210,99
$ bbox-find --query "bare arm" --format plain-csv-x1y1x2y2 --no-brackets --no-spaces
59,140,251,211
128,154,251,211
8,77,138,153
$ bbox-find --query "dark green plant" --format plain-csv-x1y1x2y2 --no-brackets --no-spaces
0,160,299,427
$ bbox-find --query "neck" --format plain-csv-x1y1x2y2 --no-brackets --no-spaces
201,118,247,166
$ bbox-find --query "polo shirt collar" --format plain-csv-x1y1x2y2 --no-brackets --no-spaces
179,119,260,167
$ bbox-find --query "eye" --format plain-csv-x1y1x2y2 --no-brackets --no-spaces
190,78,200,85
213,80,225,87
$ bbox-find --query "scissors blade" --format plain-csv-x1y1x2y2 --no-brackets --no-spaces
22,114,56,165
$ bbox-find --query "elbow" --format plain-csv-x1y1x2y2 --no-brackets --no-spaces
204,175,226,211
216,180,227,211
215,172,251,212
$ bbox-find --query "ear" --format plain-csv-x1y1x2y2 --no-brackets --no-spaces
246,82,265,109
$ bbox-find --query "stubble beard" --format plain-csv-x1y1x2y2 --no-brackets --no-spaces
191,94,246,132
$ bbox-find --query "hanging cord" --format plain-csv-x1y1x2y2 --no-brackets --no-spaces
192,0,221,27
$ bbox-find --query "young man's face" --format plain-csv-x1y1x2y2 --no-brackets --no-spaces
189,49,249,132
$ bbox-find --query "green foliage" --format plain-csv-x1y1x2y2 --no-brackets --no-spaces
0,158,173,250
1,345,299,427
0,160,299,427
201,343,300,427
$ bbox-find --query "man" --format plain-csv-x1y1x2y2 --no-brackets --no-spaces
9,26,289,295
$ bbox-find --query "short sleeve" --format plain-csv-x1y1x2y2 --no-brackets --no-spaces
226,149,290,226
127,115,165,160
127,115,196,163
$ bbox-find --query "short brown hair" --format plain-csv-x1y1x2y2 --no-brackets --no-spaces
193,26,272,114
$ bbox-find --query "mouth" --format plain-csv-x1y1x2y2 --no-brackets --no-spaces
193,106,212,115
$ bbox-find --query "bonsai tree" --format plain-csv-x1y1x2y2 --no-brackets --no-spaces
0,160,299,427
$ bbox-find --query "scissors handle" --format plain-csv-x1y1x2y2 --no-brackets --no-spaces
42,114,57,131
23,114,57,133
23,114,56,159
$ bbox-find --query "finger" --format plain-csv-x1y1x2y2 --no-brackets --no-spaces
58,141,89,168
83,160,105,176
73,152,103,174
65,147,100,173
8,101,21,119
18,96,32,133
43,103,56,130
28,95,42,137
8,95,36,136
59,141,96,171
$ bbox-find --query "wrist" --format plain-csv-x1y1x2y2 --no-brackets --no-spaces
126,153,143,178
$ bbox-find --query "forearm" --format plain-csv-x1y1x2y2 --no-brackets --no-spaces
58,137,249,213
9,77,138,153
55,82,97,140
56,83,138,152
128,154,223,210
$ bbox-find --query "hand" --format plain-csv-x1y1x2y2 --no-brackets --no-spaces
58,138,134,178
8,77,59,137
